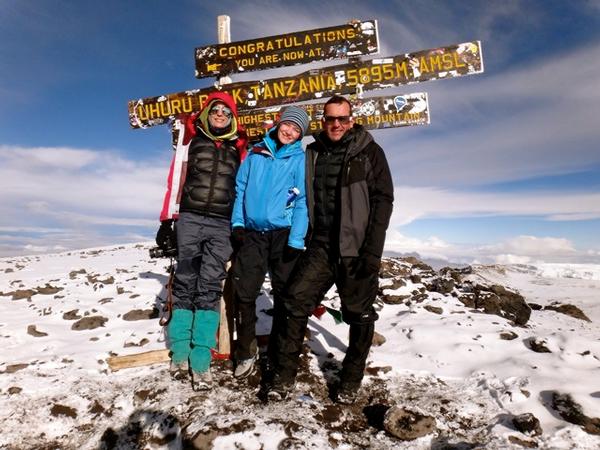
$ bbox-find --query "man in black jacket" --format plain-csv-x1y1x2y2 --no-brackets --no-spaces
266,95,394,404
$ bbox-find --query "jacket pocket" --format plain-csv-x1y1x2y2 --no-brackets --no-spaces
346,158,366,185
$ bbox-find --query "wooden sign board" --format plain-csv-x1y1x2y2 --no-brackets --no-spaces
238,93,430,140
128,41,483,129
195,20,379,78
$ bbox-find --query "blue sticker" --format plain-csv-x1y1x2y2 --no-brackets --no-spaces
393,96,407,112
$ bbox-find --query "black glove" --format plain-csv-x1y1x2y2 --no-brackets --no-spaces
353,252,381,277
155,220,175,250
231,227,246,247
282,245,303,262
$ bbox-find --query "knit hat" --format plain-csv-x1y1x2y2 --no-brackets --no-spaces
279,106,310,137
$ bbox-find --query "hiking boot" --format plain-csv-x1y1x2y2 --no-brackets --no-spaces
234,353,257,379
191,368,212,391
336,382,360,405
267,376,295,402
169,360,189,380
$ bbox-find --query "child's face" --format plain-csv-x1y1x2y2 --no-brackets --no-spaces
278,121,301,145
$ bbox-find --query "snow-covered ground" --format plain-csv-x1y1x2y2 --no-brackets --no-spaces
0,244,598,449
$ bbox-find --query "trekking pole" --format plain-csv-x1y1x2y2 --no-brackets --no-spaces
159,258,175,326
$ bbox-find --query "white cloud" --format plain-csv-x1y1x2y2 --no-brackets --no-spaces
390,186,600,226
0,145,168,256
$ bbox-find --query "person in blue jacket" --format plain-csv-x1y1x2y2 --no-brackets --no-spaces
230,106,310,379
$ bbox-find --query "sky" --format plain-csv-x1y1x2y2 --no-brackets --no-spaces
1,0,599,264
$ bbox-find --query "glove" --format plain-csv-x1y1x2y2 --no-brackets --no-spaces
231,227,246,247
282,245,303,262
353,252,381,277
155,220,175,250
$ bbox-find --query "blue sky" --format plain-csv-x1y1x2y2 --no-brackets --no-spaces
1,0,599,264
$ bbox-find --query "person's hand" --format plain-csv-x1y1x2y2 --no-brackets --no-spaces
353,252,381,277
231,227,246,247
156,220,175,250
282,245,303,262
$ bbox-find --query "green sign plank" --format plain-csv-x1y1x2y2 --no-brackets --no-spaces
195,20,379,78
128,41,482,129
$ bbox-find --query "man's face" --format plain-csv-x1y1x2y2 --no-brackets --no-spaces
322,102,353,142
208,101,232,129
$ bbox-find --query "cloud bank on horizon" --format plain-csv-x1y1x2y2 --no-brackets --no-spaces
0,0,599,264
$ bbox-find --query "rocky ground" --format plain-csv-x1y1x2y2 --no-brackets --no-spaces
1,244,599,449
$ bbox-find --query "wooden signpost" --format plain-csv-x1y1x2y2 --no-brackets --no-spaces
195,19,378,78
239,92,430,139
123,17,484,370
128,40,482,129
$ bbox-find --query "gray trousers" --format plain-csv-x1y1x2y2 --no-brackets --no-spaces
172,212,233,311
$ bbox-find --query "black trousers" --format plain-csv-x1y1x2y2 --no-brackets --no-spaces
231,229,300,361
274,239,379,385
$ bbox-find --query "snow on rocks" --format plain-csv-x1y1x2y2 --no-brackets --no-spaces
0,245,599,449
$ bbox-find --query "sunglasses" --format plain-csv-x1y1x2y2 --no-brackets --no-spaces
209,105,232,117
323,115,352,124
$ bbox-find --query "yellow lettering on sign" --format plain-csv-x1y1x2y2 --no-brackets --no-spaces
136,106,148,121
396,61,409,79
298,77,309,96
231,88,244,104
272,81,286,99
197,94,208,109
148,103,160,119
308,48,320,57
428,54,443,72
346,27,356,39
419,56,430,73
453,51,466,68
285,79,297,97
326,74,336,90
171,99,182,115
266,41,274,51
304,35,312,45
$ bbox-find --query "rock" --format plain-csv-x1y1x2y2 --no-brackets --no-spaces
71,316,108,330
27,325,48,337
552,392,600,435
411,293,428,303
4,363,28,374
11,289,37,300
544,303,591,322
122,308,159,321
36,284,63,295
512,412,542,436
69,269,86,279
423,305,443,315
50,403,78,419
425,277,455,295
63,309,82,320
383,406,436,440
473,284,531,325
410,274,421,284
508,436,538,448
380,278,406,291
500,331,519,340
8,386,22,395
458,293,476,308
372,331,386,346
381,294,410,305
528,303,543,311
379,259,411,279
526,337,551,353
